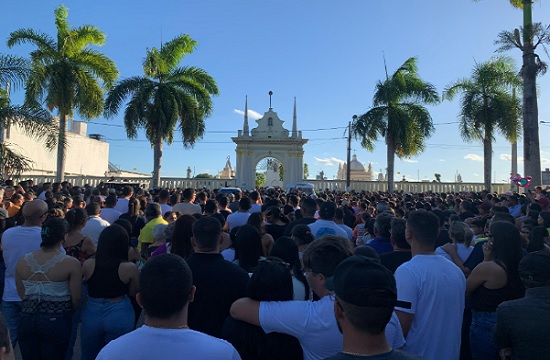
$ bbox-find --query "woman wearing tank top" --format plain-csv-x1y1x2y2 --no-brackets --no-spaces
81,224,139,360
466,221,524,360
64,208,96,264
15,218,82,360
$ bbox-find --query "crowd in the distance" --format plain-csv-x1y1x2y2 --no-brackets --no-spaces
0,179,549,360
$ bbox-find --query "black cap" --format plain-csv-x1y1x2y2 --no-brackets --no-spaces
331,255,411,309
519,250,550,285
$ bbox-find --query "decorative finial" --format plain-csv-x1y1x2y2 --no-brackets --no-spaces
269,91,273,109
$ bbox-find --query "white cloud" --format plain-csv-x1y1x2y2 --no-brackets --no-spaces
499,153,524,163
402,159,418,163
314,157,345,166
233,109,262,120
542,157,550,164
473,173,480,177
439,159,446,162
464,154,483,162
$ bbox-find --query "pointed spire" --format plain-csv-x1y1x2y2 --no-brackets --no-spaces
292,97,298,138
243,95,249,137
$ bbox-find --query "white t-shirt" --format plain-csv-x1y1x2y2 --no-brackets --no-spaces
159,203,173,216
114,197,130,213
225,212,250,231
395,255,465,360
99,208,122,225
250,204,262,213
308,220,349,239
435,243,474,263
81,216,110,245
2,226,43,302
259,296,405,360
96,325,241,360
172,202,202,215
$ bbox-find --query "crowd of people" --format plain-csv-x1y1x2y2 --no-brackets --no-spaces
0,179,549,360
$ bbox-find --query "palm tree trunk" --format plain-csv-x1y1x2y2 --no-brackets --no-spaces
152,140,162,188
484,137,492,192
56,113,66,182
387,138,395,193
511,141,518,190
522,0,541,189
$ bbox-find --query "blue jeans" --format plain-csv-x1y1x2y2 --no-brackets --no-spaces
18,311,72,360
470,311,500,360
80,296,134,360
2,301,21,347
65,283,88,360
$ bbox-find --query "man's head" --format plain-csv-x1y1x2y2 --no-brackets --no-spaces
192,216,222,252
332,255,410,335
519,250,550,288
374,212,393,238
390,218,409,250
145,203,162,219
85,202,101,217
122,186,134,198
238,197,251,211
105,194,117,208
300,198,317,217
182,188,195,201
22,199,49,225
138,254,195,319
405,210,439,249
302,235,353,297
318,201,336,220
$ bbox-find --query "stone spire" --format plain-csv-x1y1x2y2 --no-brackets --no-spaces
292,97,298,138
242,95,249,137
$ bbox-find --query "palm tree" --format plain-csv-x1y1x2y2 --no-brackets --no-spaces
0,54,59,177
351,57,439,193
104,34,219,188
443,57,522,192
7,5,118,182
480,0,548,188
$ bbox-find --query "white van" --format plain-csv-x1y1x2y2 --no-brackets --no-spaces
286,183,315,196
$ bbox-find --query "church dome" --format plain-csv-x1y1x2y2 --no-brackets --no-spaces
349,155,366,171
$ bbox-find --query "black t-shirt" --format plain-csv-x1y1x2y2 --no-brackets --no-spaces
380,251,412,273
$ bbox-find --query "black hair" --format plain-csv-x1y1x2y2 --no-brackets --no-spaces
269,236,310,300
291,224,314,247
302,235,353,277
172,215,196,258
40,217,69,248
337,297,393,335
406,211,439,247
490,221,524,288
140,254,193,318
113,218,133,242
389,217,409,249
239,197,252,211
204,200,217,214
95,224,129,264
65,208,88,231
374,212,393,238
527,225,548,253
192,216,221,251
85,202,101,216
234,225,263,272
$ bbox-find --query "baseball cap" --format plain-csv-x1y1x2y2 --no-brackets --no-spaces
330,255,411,309
538,197,549,207
519,250,550,285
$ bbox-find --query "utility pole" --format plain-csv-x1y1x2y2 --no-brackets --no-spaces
346,116,355,192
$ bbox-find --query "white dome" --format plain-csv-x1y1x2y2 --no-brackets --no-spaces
349,155,366,171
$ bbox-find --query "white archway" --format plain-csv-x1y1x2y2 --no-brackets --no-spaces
232,97,308,190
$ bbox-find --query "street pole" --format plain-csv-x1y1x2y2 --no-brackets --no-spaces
346,116,355,192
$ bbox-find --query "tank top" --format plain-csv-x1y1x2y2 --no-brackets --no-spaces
471,275,524,312
64,236,90,264
87,261,129,299
21,252,72,313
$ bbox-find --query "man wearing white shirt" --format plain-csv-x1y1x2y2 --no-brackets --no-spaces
99,194,122,224
82,202,110,245
2,199,48,346
114,186,133,213
308,202,349,239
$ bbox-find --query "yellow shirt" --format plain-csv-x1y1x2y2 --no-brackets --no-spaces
137,217,168,251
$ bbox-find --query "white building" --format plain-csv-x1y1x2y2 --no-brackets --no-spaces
3,120,109,177
337,154,374,181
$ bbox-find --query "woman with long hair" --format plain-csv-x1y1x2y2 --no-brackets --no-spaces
64,208,96,263
169,214,196,259
466,221,525,360
233,225,264,273
16,218,81,360
223,257,303,360
247,212,274,256
264,206,289,241
527,225,548,253
119,198,145,239
81,225,139,360
269,236,310,300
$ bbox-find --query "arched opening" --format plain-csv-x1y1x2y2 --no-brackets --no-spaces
256,157,283,188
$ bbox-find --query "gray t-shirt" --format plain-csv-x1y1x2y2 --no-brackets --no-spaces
324,349,423,360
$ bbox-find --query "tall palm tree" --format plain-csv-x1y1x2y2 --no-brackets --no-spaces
104,34,219,188
7,5,118,182
481,0,548,188
443,57,521,192
351,57,439,193
0,54,59,177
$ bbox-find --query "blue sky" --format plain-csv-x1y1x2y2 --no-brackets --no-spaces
2,1,549,183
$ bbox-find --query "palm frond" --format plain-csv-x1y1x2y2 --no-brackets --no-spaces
159,34,196,72
0,55,31,90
